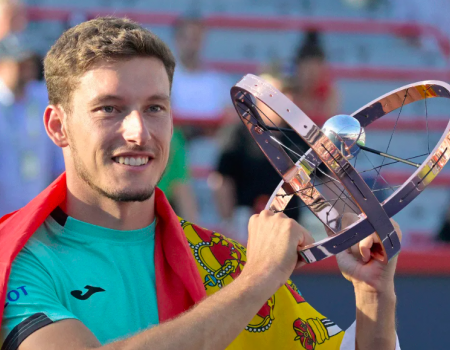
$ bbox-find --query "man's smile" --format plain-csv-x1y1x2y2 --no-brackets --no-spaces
112,156,150,167
111,151,156,168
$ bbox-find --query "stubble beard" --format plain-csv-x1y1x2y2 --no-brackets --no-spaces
71,141,165,203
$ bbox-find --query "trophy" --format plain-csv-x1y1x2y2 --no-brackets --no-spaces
231,75,450,264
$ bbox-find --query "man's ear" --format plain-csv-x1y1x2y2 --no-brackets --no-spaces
44,105,69,148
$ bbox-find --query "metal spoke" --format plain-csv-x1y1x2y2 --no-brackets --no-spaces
236,103,303,161
358,153,428,175
400,148,448,202
321,143,366,200
239,95,348,195
281,184,403,213
281,191,358,213
371,88,409,191
342,150,361,215
268,124,421,168
361,149,397,193
277,168,360,214
277,152,428,198
309,172,360,214
359,145,420,168
327,186,348,216
242,94,307,159
269,136,302,158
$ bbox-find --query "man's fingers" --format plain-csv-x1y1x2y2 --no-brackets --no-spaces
349,240,362,261
349,232,388,263
248,213,259,227
326,214,402,264
296,228,315,269
299,226,315,247
362,220,401,263
359,235,374,263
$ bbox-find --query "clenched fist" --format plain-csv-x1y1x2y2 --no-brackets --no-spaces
242,210,315,291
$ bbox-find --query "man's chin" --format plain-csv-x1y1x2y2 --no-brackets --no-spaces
100,187,155,203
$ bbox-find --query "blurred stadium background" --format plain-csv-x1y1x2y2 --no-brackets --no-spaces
2,0,450,348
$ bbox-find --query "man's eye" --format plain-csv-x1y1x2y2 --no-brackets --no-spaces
148,105,162,113
101,106,115,113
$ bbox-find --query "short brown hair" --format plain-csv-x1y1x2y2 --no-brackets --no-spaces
44,17,176,112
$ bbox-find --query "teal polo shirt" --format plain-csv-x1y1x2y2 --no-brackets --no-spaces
1,208,159,349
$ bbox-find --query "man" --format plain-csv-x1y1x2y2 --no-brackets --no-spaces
0,36,64,216
171,15,230,122
171,15,232,227
0,17,400,349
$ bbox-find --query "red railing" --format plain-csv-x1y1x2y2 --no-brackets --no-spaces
25,7,450,54
299,247,450,275
206,61,450,81
26,6,450,81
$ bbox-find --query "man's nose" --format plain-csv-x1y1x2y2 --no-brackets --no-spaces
122,110,151,146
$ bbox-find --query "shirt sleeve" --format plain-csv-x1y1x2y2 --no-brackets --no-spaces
340,321,401,349
1,245,78,350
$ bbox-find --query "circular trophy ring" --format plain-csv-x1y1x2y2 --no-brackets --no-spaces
230,75,450,264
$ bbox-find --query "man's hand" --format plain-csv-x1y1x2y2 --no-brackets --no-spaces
328,213,401,350
243,210,314,292
329,213,402,294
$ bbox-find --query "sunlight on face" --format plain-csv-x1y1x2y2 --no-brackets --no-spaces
65,57,172,202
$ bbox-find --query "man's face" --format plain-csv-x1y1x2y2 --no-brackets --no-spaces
175,21,204,66
64,57,172,202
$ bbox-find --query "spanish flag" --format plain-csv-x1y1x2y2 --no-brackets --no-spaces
0,173,345,349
